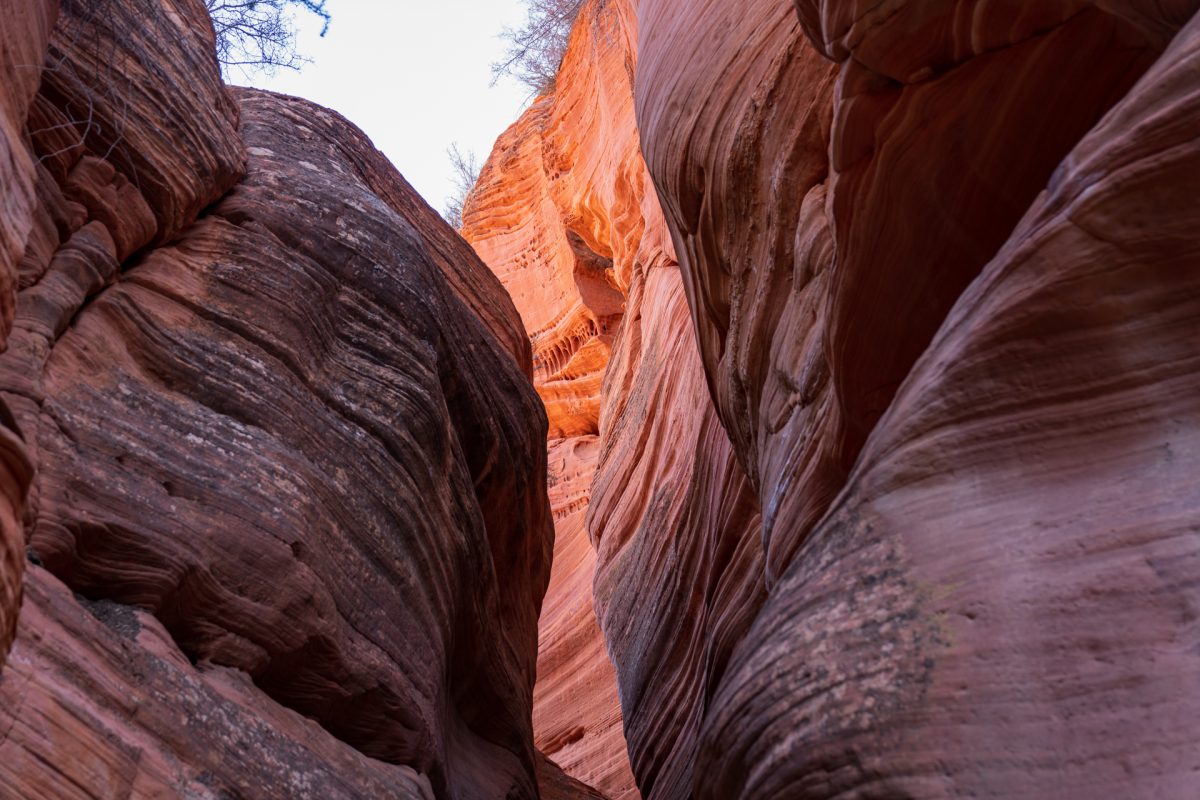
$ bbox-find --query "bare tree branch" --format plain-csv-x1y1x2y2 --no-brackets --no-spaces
442,143,481,231
204,0,331,78
492,0,586,95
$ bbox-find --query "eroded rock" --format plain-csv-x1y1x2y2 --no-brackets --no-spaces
0,1,555,798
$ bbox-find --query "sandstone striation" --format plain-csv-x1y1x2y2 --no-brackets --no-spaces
464,2,771,795
627,0,1200,796
536,436,633,795
1,566,436,799
0,0,559,797
464,0,665,441
588,267,763,798
3,0,1197,796
463,1,669,795
697,10,1200,795
0,0,56,670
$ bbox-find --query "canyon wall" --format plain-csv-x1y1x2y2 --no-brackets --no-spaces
632,0,1200,797
463,2,652,796
472,0,1200,797
464,1,775,797
0,0,57,671
0,0,586,797
1,0,1195,797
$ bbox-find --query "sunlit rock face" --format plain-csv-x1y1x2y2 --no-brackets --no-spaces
463,3,651,797
633,0,1200,797
464,0,663,442
465,1,778,796
0,0,561,797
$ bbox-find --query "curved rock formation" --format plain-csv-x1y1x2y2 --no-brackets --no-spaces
464,0,660,441
4,0,1196,797
0,0,56,669
588,267,763,798
536,436,632,794
463,2,664,796
0,0,559,797
1,566,436,799
628,0,1200,796
698,12,1200,796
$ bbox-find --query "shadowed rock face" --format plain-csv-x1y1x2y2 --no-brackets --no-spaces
631,0,1200,797
0,0,563,797
0,0,58,671
1,566,437,799
588,267,764,799
697,16,1200,795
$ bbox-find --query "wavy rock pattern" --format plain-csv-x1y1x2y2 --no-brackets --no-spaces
0,0,559,797
588,267,763,798
536,436,633,795
464,0,665,441
463,2,673,796
698,12,1200,796
0,0,56,669
1,567,436,799
629,0,1200,797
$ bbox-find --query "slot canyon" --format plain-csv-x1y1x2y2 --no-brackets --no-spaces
1,0,1198,797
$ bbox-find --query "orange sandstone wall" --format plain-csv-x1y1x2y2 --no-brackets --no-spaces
463,1,694,796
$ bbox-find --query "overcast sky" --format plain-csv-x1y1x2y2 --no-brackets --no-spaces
237,2,532,217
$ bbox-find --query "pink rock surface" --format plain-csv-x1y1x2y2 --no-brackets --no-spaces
698,12,1200,796
588,267,763,798
536,436,637,797
464,1,672,795
1,566,437,798
628,0,1200,796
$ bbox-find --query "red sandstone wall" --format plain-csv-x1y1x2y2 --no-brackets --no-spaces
0,1,567,797
631,0,1200,797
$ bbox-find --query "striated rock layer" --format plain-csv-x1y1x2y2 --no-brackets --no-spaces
626,0,1200,797
464,0,664,442
697,13,1200,795
0,0,57,670
0,0,568,797
463,1,672,796
536,436,631,794
1,566,436,799
588,266,763,798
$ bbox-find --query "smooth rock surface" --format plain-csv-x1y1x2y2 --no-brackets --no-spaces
697,11,1200,796
630,0,1200,796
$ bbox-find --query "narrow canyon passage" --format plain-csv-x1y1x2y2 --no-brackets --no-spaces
1,0,1198,798
466,0,1200,797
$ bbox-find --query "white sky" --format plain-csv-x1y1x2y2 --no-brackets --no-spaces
237,1,532,216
